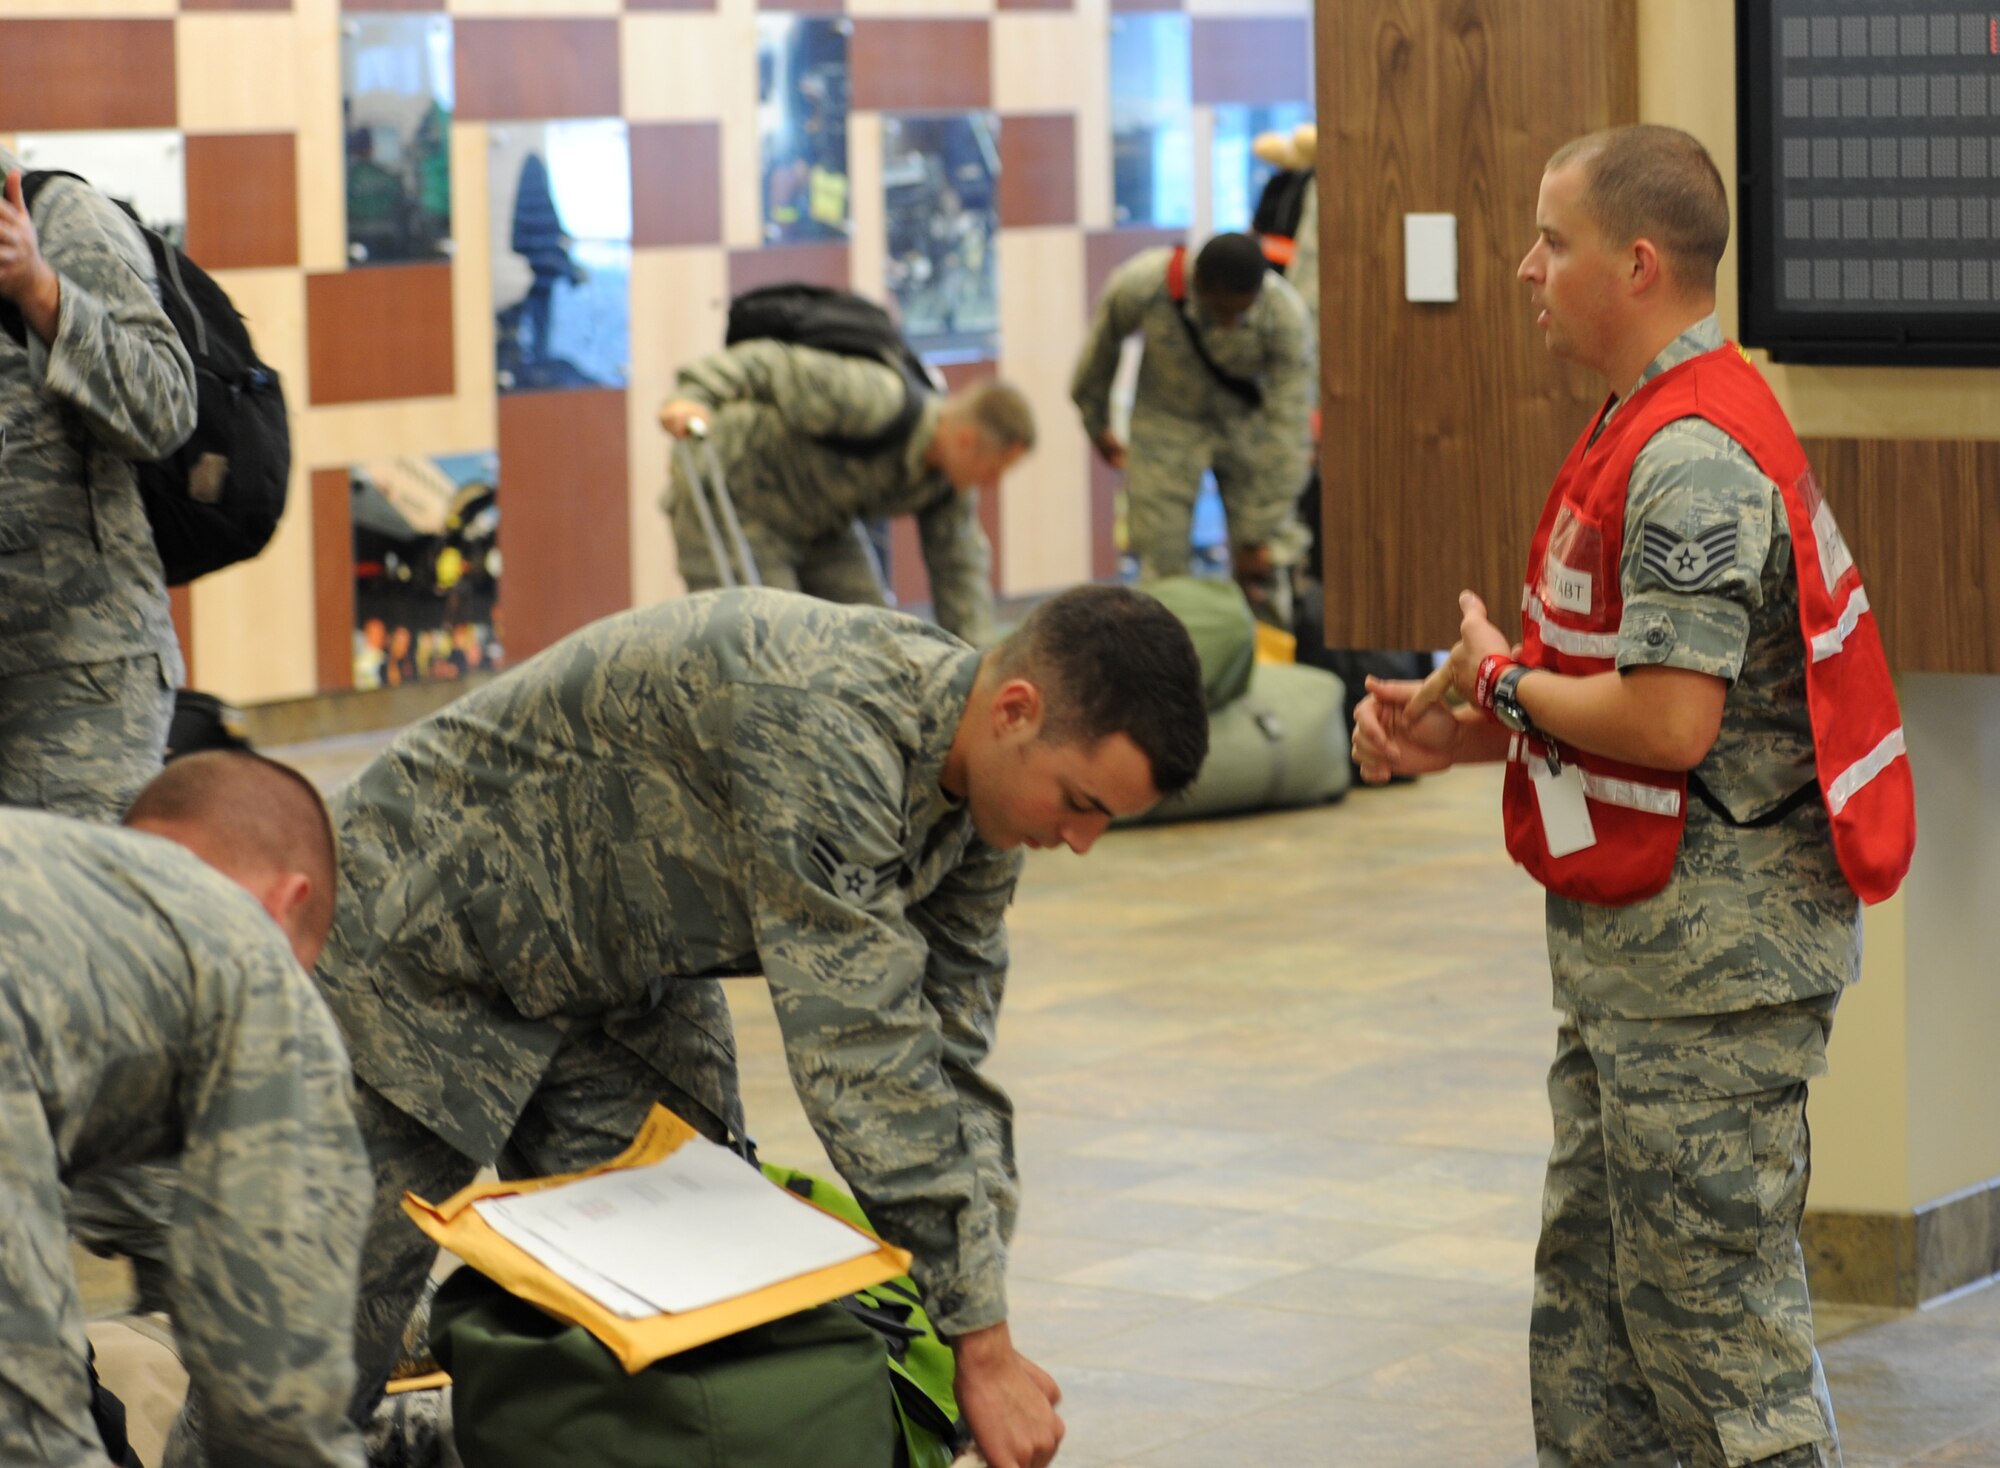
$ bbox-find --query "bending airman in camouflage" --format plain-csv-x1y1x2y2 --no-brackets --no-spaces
659,340,1035,647
316,585,1207,1468
1356,128,1863,1467
1071,232,1314,625
0,153,195,822
0,753,367,1468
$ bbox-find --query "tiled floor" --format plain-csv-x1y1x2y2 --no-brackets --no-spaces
76,739,2000,1466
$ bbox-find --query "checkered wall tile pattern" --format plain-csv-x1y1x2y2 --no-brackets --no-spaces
0,0,1309,704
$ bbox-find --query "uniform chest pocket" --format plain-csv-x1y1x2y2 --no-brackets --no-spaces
0,510,54,640
463,886,588,1020
1541,502,1610,622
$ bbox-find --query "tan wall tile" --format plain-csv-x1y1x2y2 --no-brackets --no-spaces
297,0,346,271
846,112,887,303
189,459,319,704
997,226,1090,595
623,12,759,123
175,15,300,133
992,13,1094,114
1070,0,1112,229
627,245,727,605
849,0,990,17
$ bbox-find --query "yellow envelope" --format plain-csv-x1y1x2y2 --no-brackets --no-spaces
403,1104,913,1373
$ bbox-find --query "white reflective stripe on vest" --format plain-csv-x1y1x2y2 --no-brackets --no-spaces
1580,770,1682,817
1809,587,1871,663
1826,725,1906,816
1506,743,1684,817
1524,594,1621,659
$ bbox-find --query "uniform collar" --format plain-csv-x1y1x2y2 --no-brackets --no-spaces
1634,314,1725,391
906,645,982,838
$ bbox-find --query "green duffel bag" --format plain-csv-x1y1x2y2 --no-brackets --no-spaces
1140,575,1257,711
1124,659,1351,824
431,1167,967,1468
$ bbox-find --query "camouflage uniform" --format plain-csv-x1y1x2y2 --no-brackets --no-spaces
0,149,194,824
0,811,368,1468
317,590,1024,1418
664,340,996,646
1070,247,1314,596
1532,319,1859,1468
1289,178,1320,345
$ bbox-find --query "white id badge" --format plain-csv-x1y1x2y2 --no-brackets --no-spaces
1531,761,1597,857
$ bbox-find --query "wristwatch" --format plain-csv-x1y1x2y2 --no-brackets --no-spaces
1490,664,1536,736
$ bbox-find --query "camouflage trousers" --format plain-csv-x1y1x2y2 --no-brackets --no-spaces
1123,417,1309,629
1533,996,1843,1468
670,490,890,610
0,654,172,823
346,1024,740,1432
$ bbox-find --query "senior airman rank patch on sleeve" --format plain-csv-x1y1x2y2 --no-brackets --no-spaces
1640,521,1738,591
809,833,903,905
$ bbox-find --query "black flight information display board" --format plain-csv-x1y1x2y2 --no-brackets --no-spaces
1738,2,2000,363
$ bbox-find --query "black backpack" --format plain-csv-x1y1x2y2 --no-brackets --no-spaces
724,283,938,456
0,170,291,586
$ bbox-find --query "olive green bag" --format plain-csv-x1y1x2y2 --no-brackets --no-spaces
430,1166,966,1468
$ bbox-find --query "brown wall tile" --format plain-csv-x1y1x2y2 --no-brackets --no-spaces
499,388,632,661
631,122,723,248
1084,227,1181,316
758,0,838,11
181,0,291,10
311,467,355,693
457,19,622,122
851,20,991,112
631,0,718,10
305,263,456,406
185,133,299,271
168,585,195,686
337,0,433,10
1111,0,1180,12
1191,18,1313,105
998,114,1076,229
0,22,175,132
728,242,851,296
999,0,1071,11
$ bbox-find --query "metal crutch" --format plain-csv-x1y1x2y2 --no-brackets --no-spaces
674,417,762,588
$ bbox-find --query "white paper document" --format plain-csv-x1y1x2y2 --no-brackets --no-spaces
471,1136,878,1318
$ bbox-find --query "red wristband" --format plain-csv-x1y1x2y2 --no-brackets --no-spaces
1474,654,1514,715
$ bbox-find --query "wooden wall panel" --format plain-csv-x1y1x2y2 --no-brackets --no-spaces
499,388,633,660
998,114,1077,228
630,121,723,247
456,19,622,121
851,20,992,112
311,467,355,692
1318,0,1637,650
0,21,176,131
306,263,456,405
1190,18,1312,105
185,133,298,270
1802,438,2000,675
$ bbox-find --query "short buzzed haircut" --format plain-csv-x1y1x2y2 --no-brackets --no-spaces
1547,125,1731,291
1192,232,1269,296
125,751,339,951
948,379,1037,454
993,584,1209,795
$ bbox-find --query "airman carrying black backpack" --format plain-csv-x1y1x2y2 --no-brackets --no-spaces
0,169,291,586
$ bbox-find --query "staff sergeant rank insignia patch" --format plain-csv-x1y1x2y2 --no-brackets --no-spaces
1640,521,1738,591
809,833,903,905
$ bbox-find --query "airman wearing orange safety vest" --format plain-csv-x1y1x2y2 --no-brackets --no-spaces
1353,125,1911,1468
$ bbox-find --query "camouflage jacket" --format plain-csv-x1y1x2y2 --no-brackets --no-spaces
0,812,367,1468
667,341,995,645
1547,318,1863,1019
1070,247,1315,544
317,591,1025,1335
0,150,194,682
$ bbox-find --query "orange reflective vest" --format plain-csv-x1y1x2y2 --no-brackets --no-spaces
1502,345,1915,907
